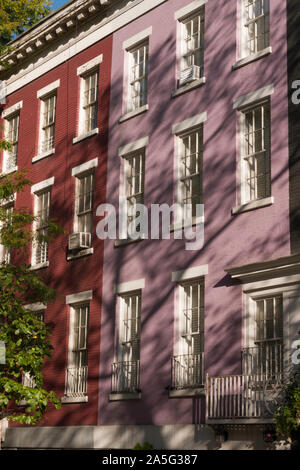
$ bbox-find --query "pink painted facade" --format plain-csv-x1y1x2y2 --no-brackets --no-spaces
99,0,290,428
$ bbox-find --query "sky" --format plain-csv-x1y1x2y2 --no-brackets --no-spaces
52,0,69,10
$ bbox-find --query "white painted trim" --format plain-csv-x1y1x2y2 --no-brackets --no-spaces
2,101,23,118
118,137,149,156
171,77,206,98
5,0,168,97
119,104,149,123
114,279,145,294
71,158,98,177
77,54,103,76
122,27,152,50
66,290,93,305
109,392,141,401
37,79,60,98
72,128,99,144
233,47,272,70
172,265,208,282
31,177,55,194
61,396,88,404
233,84,275,109
172,112,207,135
29,261,49,271
0,167,18,177
174,0,208,20
232,196,274,215
32,148,55,163
25,302,47,311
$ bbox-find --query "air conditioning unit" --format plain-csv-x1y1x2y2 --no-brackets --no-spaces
179,65,201,87
68,232,91,251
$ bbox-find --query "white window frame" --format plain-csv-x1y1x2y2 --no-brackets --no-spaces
2,109,21,174
72,168,95,243
126,41,149,114
34,80,60,161
63,300,90,403
241,0,270,58
74,56,102,143
232,86,274,214
118,138,149,240
173,270,206,358
172,113,206,227
31,177,54,269
179,9,205,76
0,197,15,264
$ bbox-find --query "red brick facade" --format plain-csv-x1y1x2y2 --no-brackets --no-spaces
1,34,113,426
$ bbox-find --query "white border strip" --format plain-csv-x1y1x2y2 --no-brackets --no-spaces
72,158,98,176
175,0,208,20
37,79,60,98
172,265,208,282
2,101,23,118
114,279,145,294
122,27,152,50
31,176,54,194
118,137,149,156
25,302,47,311
172,112,207,135
66,290,93,305
77,54,103,76
233,84,275,109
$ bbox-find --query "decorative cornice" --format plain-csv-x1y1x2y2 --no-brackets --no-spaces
225,253,300,283
0,0,112,70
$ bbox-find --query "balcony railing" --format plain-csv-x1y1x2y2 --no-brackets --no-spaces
65,366,88,397
22,373,36,389
206,342,284,423
206,372,283,423
242,340,283,377
171,353,204,390
111,360,140,394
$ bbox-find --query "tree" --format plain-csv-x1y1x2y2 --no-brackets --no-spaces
0,170,62,425
0,0,52,50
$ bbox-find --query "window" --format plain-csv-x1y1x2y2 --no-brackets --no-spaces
180,10,204,80
112,291,142,394
177,127,203,221
243,295,283,378
32,189,51,266
65,304,89,397
173,279,205,390
74,171,94,244
242,0,270,56
40,94,56,153
81,70,98,134
127,41,148,112
240,100,271,203
0,202,13,264
4,113,19,172
123,150,145,235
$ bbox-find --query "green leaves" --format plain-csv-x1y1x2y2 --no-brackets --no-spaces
0,171,62,424
0,0,52,48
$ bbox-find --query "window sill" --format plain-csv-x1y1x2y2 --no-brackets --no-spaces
61,396,88,404
119,104,149,123
67,247,94,260
72,128,99,144
232,196,274,215
109,392,141,401
170,216,204,232
232,47,272,70
32,148,55,163
29,261,49,271
114,237,144,247
171,77,206,99
1,166,18,176
169,387,205,398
